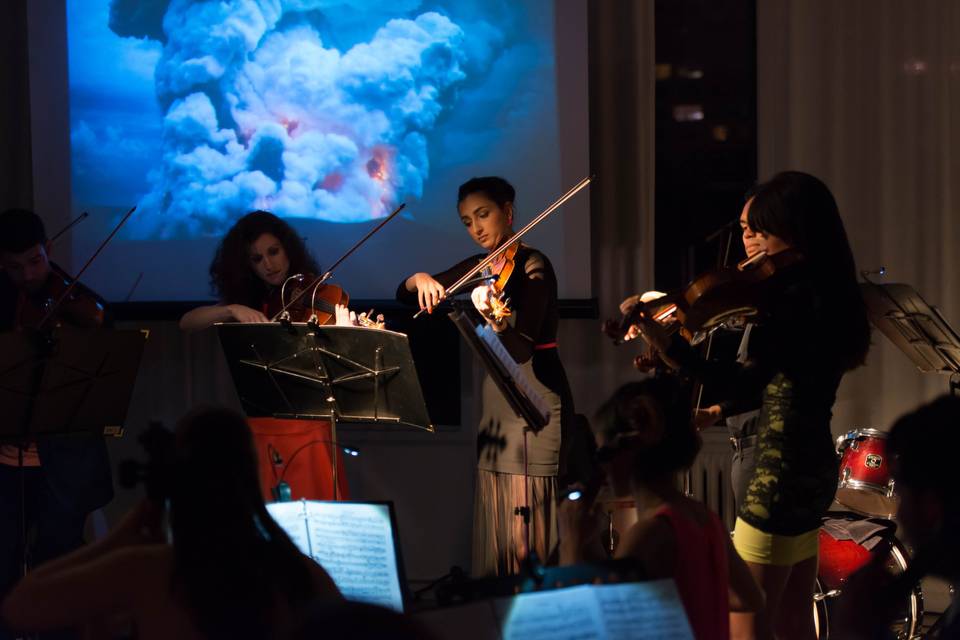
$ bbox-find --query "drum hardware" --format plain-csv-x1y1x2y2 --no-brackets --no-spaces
835,428,899,519
813,589,841,602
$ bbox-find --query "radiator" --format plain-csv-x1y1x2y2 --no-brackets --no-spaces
685,427,737,530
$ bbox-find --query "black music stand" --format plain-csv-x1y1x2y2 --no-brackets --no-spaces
447,306,549,431
0,326,147,576
217,323,433,499
0,328,147,436
448,303,553,570
860,281,960,394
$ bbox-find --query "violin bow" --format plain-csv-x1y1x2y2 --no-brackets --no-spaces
48,212,89,245
413,175,593,319
268,202,406,322
38,205,137,330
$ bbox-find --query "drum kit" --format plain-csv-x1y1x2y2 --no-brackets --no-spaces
598,427,925,638
818,428,921,638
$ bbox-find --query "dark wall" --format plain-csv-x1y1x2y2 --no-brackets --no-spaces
0,1,33,211
654,0,757,289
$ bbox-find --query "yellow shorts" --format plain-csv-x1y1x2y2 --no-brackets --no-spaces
733,517,819,566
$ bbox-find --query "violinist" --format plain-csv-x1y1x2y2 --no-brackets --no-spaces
179,210,354,502
179,210,355,331
689,192,770,514
627,172,871,639
0,208,114,616
396,177,574,577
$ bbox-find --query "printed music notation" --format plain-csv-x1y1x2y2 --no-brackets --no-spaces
266,500,405,612
499,581,693,640
477,323,552,424
416,580,694,640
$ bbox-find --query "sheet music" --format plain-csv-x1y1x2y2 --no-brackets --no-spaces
477,323,551,424
499,581,692,640
594,581,693,639
264,502,313,557
266,501,405,612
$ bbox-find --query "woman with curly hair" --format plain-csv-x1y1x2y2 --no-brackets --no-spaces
180,210,329,329
180,210,352,501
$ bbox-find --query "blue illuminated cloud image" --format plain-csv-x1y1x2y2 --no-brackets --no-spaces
68,0,554,240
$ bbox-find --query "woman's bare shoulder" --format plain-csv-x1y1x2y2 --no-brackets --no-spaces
110,545,174,584
617,513,677,579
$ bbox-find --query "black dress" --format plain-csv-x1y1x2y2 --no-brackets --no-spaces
667,266,842,536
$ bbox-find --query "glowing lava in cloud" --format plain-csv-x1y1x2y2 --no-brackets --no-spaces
112,1,477,237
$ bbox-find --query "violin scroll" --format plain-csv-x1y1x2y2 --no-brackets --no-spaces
356,310,387,330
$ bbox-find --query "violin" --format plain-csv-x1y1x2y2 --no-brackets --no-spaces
470,241,520,324
605,248,804,359
263,274,350,325
16,262,107,330
263,273,386,329
486,241,520,322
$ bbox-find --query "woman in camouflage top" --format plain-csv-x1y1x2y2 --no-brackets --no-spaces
633,171,871,639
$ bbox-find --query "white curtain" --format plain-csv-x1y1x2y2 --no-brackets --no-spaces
561,0,657,417
757,0,960,432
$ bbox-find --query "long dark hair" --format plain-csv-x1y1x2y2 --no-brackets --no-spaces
593,376,700,483
747,171,871,370
209,211,319,307
169,407,319,639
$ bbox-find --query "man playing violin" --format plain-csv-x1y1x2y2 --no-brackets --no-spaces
397,177,575,577
0,208,114,633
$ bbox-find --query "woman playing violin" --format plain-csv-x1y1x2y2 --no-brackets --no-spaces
180,210,354,331
179,210,354,502
629,172,871,640
397,177,574,577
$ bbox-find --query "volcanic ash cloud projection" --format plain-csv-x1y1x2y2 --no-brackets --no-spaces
111,1,477,238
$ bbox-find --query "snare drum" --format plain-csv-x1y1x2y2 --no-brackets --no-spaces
835,429,898,519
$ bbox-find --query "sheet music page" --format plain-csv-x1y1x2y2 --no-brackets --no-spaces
497,581,693,640
302,502,405,612
499,584,604,640
594,581,693,639
265,502,311,556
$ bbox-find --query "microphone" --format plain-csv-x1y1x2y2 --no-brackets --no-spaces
270,440,360,502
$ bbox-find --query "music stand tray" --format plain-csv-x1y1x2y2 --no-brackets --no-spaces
860,282,960,377
216,323,433,431
0,327,147,440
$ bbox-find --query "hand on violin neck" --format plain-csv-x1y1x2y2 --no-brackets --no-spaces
471,283,510,332
619,290,667,316
632,315,675,361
